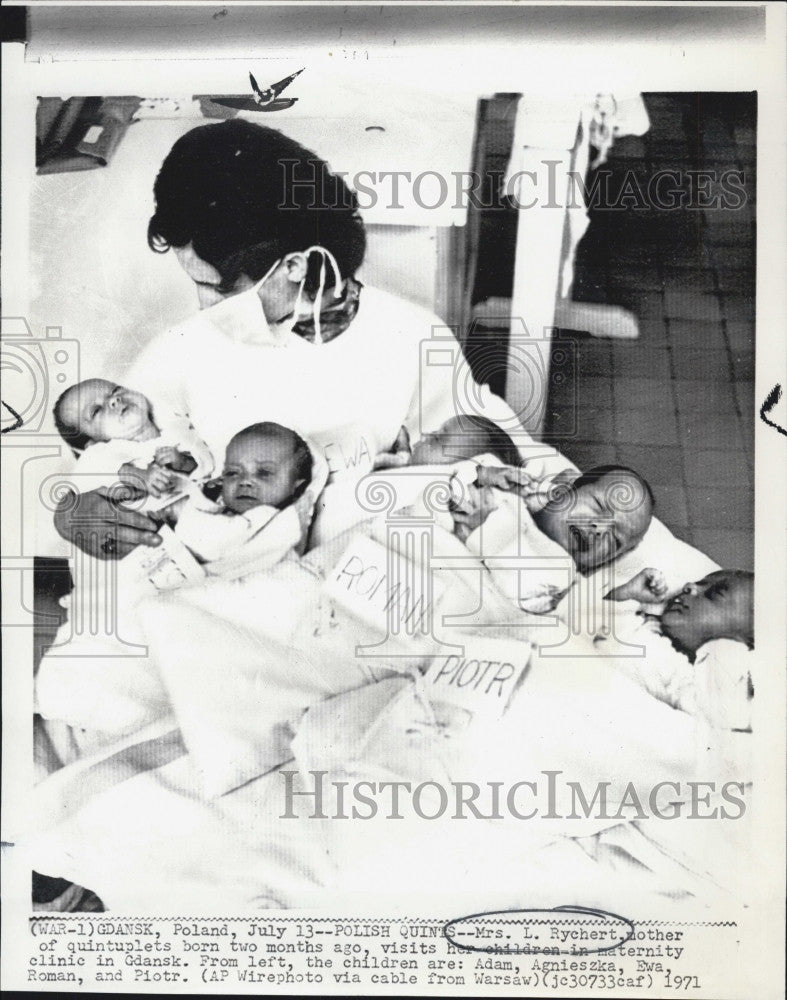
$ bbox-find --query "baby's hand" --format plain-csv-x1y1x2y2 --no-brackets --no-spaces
475,464,517,490
519,583,571,615
479,465,550,510
450,483,499,541
155,446,197,474
643,568,669,599
118,461,173,498
489,465,538,492
373,425,412,470
605,567,668,604
143,461,177,498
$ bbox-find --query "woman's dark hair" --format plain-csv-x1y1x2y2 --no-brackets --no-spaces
148,119,366,295
53,387,92,456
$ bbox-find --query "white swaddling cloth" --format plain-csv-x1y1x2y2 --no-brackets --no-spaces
35,560,175,743
694,638,753,731
408,455,575,614
174,495,279,563
34,523,209,747
595,601,753,730
462,483,575,615
69,411,214,512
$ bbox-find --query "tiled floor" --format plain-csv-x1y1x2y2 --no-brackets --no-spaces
545,92,755,571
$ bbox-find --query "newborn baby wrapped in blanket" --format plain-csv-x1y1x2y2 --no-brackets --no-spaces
35,422,328,760
409,423,724,660
169,421,319,575
598,567,754,731
388,415,578,613
53,378,214,512
38,382,218,756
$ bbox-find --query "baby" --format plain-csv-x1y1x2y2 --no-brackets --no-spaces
53,378,212,502
402,415,655,612
408,418,653,566
602,567,754,728
170,421,313,566
530,464,655,575
607,567,754,656
409,414,522,469
493,463,654,612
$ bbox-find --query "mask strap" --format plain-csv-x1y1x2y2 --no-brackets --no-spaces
302,246,343,345
293,275,307,332
313,254,327,344
254,256,282,292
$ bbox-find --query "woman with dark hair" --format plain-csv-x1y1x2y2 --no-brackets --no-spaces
55,119,567,556
147,119,366,310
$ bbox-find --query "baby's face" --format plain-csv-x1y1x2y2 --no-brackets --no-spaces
411,418,489,466
60,379,152,443
534,472,652,572
661,571,753,655
222,432,304,514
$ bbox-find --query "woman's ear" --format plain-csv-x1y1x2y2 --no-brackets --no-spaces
283,252,309,284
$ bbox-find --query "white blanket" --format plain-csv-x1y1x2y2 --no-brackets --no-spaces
21,638,749,915
291,640,752,909
18,721,332,913
27,482,750,912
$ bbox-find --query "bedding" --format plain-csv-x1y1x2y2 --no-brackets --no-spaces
22,635,749,914
28,467,751,911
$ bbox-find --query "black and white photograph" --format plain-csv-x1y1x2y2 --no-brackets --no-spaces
1,4,785,996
